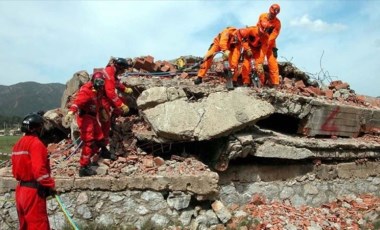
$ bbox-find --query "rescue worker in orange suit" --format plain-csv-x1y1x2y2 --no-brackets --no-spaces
64,72,110,176
12,112,56,229
100,57,133,157
235,20,270,86
258,3,281,87
194,27,244,85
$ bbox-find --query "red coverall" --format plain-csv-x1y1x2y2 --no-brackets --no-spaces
101,65,127,144
12,134,55,230
237,26,269,85
70,82,104,167
197,27,243,78
258,13,281,86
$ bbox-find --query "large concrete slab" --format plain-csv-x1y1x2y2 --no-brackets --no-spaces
141,88,275,141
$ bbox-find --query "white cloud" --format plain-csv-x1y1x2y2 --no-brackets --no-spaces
290,14,347,32
0,1,379,97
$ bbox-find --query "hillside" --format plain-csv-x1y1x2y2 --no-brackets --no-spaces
0,82,65,117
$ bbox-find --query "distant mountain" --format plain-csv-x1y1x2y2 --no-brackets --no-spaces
0,82,65,117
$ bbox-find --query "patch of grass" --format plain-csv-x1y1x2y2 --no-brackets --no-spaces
374,219,380,230
0,136,20,160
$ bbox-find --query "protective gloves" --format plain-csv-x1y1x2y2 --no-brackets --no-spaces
124,87,133,94
256,64,264,74
64,111,75,124
100,108,109,122
222,50,230,60
37,186,57,198
120,103,130,114
272,47,278,58
246,49,253,58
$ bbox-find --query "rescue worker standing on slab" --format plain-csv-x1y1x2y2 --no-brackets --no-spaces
100,57,133,157
64,71,110,176
194,27,244,85
236,20,270,86
258,3,281,87
12,112,56,229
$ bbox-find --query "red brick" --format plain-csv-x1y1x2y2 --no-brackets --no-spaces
308,86,323,95
160,65,170,72
324,89,334,100
145,55,154,63
334,82,350,90
329,80,343,89
294,80,305,89
180,72,189,79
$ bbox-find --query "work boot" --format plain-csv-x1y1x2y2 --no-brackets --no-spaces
100,147,118,161
79,165,97,177
89,161,99,167
194,77,202,85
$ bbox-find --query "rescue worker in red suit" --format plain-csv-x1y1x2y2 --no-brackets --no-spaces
12,112,56,230
64,72,110,176
194,27,245,85
100,57,133,158
257,3,281,87
234,20,270,86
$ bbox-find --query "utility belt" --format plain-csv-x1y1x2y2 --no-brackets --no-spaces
19,181,54,198
79,110,96,117
19,180,39,189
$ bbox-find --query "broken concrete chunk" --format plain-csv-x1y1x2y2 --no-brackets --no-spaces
137,86,186,110
211,200,232,224
141,89,275,141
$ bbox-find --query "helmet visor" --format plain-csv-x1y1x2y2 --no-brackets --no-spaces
93,78,105,90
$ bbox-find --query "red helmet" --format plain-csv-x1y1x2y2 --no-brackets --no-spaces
92,71,105,91
269,4,280,15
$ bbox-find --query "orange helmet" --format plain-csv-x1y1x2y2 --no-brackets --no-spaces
237,28,249,40
258,19,269,34
269,4,280,15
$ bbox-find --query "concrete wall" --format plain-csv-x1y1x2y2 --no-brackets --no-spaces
1,162,380,229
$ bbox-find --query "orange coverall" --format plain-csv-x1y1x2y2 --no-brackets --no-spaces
197,27,242,78
258,13,281,86
12,134,55,230
235,26,269,85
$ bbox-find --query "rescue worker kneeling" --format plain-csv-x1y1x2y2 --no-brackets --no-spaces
235,20,270,86
194,26,244,85
12,112,56,229
64,71,116,177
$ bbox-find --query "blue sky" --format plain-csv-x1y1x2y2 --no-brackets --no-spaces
0,0,379,97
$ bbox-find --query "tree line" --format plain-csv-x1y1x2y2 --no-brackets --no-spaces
0,115,22,129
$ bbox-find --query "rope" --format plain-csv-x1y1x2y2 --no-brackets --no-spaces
124,71,200,77
64,140,83,161
0,198,14,202
49,137,81,158
0,160,10,167
55,195,80,230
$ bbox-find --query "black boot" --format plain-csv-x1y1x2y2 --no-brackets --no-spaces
100,147,117,161
194,77,202,85
79,165,97,177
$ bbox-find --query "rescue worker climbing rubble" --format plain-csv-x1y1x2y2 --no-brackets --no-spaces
257,3,281,87
100,57,133,158
234,20,270,86
64,71,112,176
12,112,56,229
194,27,244,85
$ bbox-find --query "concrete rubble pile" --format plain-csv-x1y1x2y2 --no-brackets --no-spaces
1,55,380,229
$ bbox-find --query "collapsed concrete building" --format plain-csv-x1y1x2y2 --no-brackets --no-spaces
1,56,379,229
